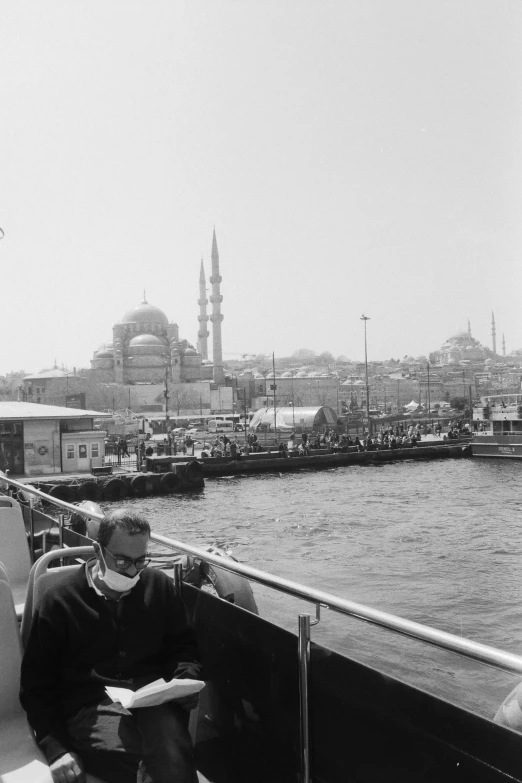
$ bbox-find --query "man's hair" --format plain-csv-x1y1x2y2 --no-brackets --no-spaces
97,509,151,549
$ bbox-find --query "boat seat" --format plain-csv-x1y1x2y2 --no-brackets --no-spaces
0,572,54,782
21,546,95,650
0,497,32,618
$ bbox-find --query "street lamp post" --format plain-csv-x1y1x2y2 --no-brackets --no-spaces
360,315,371,435
164,362,171,454
427,363,431,426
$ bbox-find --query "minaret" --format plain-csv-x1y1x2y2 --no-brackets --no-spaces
491,311,497,354
467,319,471,337
209,228,225,383
502,334,506,356
197,260,209,360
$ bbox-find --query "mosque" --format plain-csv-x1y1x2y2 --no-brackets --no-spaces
90,230,225,386
430,318,496,367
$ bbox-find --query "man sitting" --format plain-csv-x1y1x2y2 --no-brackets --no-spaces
21,509,201,783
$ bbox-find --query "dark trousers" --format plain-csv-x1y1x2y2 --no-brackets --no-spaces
67,699,197,783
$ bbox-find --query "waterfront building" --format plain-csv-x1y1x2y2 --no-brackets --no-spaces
0,401,110,476
22,367,85,407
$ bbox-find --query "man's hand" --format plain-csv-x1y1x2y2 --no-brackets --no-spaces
50,752,85,783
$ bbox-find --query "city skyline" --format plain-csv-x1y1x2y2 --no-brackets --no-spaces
0,1,520,374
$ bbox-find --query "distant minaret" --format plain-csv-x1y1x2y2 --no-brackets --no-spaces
502,333,506,356
197,260,209,360
492,311,497,354
209,228,225,383
467,319,471,337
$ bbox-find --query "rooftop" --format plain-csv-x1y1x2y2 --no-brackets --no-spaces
0,402,111,421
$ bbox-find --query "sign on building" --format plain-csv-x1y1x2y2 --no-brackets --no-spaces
66,393,86,410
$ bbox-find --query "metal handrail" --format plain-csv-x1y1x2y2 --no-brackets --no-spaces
3,471,522,675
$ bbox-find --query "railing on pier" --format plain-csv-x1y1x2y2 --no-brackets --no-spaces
3,473,522,783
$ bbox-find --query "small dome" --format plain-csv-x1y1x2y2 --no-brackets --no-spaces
95,349,114,359
485,358,493,365
128,334,165,348
97,342,113,352
121,300,168,326
281,371,292,378
295,371,308,377
184,347,197,356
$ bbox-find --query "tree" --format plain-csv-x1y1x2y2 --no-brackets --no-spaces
317,351,335,365
449,396,467,411
291,348,316,361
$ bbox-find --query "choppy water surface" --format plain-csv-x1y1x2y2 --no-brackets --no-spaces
110,458,522,718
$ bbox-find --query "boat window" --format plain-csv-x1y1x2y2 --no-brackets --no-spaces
492,421,502,433
66,445,75,459
512,421,522,432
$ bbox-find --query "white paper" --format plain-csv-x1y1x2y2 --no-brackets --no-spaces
106,678,205,709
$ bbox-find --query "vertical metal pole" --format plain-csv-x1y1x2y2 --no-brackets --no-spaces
298,613,311,783
361,315,371,435
273,352,277,442
29,497,35,562
58,513,64,566
173,562,183,596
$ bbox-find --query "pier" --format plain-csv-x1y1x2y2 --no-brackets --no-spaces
13,440,472,499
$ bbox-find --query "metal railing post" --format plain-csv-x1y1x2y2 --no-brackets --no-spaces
173,562,183,597
298,613,311,783
28,497,35,562
58,513,65,566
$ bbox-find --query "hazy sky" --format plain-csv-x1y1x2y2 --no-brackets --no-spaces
1,1,521,374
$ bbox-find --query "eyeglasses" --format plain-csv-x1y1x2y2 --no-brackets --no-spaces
103,546,151,571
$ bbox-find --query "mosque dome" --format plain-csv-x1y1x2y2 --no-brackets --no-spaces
450,331,469,342
184,347,197,356
295,371,308,378
121,300,169,326
485,358,493,365
94,349,114,359
128,334,165,348
281,371,292,378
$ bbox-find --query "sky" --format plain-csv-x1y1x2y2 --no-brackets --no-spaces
0,0,521,374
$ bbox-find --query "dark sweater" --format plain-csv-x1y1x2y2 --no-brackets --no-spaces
20,563,201,764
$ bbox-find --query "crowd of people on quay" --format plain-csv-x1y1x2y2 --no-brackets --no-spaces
198,419,470,458
110,418,472,465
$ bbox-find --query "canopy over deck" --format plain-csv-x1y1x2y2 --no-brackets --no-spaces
249,406,338,432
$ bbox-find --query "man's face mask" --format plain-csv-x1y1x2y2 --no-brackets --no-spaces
97,548,142,592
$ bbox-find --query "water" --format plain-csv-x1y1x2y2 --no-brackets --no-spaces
108,458,522,719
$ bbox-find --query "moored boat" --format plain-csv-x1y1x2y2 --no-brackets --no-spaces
472,395,522,458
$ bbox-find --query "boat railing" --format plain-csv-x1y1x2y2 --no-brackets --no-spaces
3,471,522,675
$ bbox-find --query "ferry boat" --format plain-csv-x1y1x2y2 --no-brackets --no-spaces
1,474,522,782
472,394,522,458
